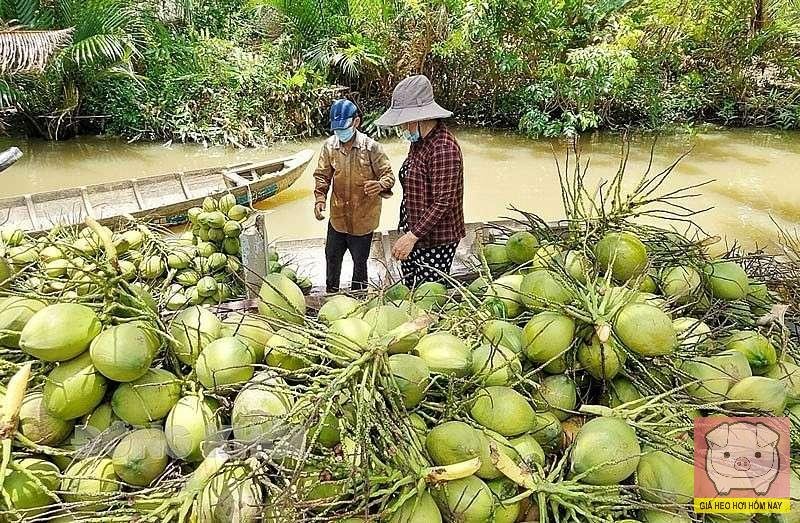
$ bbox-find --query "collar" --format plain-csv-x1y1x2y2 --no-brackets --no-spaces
333,130,367,150
411,121,445,149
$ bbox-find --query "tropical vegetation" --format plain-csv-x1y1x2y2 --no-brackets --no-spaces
1,0,799,145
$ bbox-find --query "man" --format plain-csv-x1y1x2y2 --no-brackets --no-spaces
314,99,395,293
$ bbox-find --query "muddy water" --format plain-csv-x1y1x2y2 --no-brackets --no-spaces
2,128,799,247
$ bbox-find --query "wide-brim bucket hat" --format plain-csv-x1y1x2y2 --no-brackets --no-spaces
375,75,453,127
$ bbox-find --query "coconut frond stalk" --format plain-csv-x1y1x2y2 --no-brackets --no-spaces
0,28,74,75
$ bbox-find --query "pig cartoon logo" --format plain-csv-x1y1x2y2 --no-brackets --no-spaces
705,421,780,495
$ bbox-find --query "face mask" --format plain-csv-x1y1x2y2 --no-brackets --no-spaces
334,126,355,142
398,123,421,143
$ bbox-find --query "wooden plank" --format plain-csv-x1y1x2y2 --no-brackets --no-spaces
176,173,191,199
23,195,40,230
240,212,269,299
79,187,95,218
130,179,145,210
223,170,251,187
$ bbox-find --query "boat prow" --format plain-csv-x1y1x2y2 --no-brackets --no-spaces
0,148,315,233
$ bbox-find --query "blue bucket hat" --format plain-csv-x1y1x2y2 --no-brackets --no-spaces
330,99,358,130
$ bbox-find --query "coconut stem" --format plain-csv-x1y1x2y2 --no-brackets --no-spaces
423,457,481,483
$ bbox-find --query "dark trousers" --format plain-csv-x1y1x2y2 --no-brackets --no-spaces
325,222,372,293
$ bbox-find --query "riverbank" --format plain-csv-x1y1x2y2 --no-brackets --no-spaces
4,128,799,247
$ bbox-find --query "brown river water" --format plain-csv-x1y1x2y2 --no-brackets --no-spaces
2,128,799,248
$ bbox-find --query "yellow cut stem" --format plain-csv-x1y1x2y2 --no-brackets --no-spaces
490,442,537,489
85,216,118,265
424,457,481,483
1,363,31,433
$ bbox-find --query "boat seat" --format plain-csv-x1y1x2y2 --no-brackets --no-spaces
223,170,251,187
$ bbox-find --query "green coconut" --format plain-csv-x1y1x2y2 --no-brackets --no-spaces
765,362,800,405
636,449,694,504
196,336,255,389
505,231,539,265
481,320,524,355
60,457,120,510
483,244,510,272
564,250,593,283
485,274,525,318
746,280,772,316
19,303,101,361
164,395,221,462
415,332,472,377
257,272,307,325
594,231,648,282
660,266,702,303
487,478,521,523
522,312,576,363
679,356,733,402
471,344,522,386
388,353,431,408
725,330,777,375
533,374,577,420
83,402,118,434
0,297,45,348
326,317,372,358
520,269,573,309
413,281,448,310
530,243,563,269
426,421,482,465
232,373,291,443
711,350,753,381
470,386,536,436
318,295,362,325
435,475,494,523
43,352,108,420
384,282,411,302
726,376,786,415
264,328,314,371
475,430,519,480
89,322,160,382
614,303,677,357
570,416,640,485
220,312,271,362
112,428,168,486
3,457,60,518
363,304,420,353
198,463,263,523
672,317,712,349
111,368,182,426
509,433,546,467
389,491,442,523
703,260,750,300
169,306,222,366
577,335,626,381
603,377,644,408
19,393,74,445
468,276,490,298
530,411,564,448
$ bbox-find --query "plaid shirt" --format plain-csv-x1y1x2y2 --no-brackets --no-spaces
400,122,465,248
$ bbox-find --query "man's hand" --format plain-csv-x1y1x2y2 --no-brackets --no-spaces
314,202,326,221
364,180,383,197
392,232,418,260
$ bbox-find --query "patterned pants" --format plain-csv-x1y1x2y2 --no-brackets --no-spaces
401,243,458,288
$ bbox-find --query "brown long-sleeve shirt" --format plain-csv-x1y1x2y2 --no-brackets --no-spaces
313,131,395,236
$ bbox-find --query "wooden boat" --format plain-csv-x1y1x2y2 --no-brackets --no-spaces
0,149,315,233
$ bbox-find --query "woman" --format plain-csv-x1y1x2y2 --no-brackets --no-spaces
375,75,465,287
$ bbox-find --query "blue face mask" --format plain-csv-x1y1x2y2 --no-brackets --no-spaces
400,123,421,143
334,126,355,143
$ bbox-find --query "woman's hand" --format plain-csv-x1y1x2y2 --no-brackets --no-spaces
392,232,418,260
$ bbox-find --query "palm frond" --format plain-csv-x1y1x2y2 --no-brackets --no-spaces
0,28,74,74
